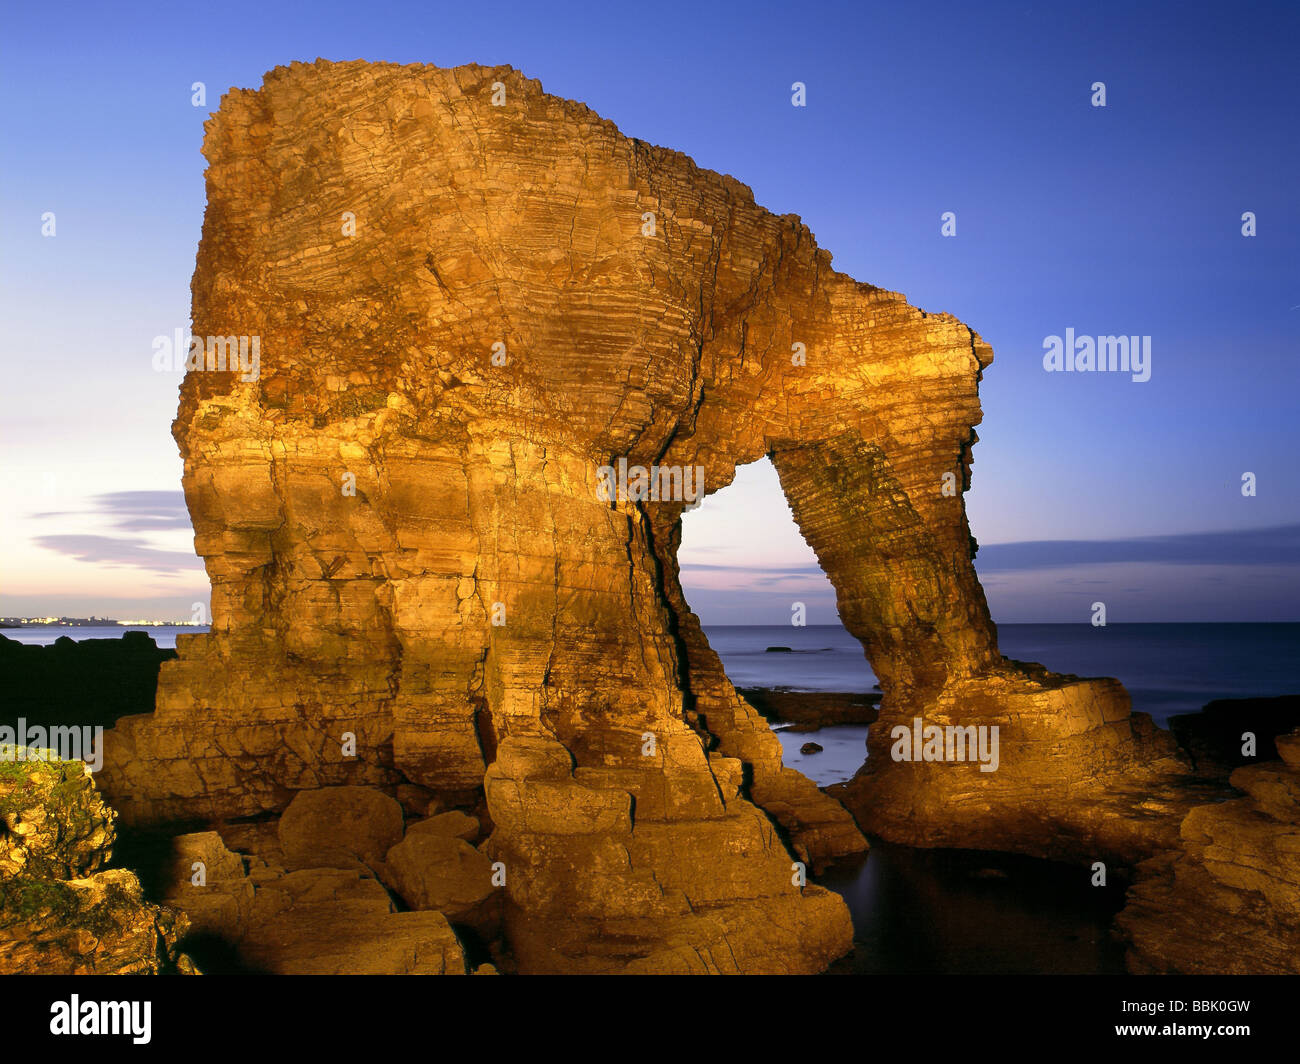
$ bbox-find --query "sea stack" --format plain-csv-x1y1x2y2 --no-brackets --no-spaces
96,60,1182,972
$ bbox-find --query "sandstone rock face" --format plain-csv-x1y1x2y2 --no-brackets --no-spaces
95,59,1180,971
1117,750,1300,974
0,753,190,974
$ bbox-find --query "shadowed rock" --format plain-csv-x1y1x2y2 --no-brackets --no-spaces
1117,730,1300,974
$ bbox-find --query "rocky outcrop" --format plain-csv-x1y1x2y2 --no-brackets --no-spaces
738,688,880,728
0,750,191,974
94,59,1189,972
831,665,1214,865
1117,732,1300,973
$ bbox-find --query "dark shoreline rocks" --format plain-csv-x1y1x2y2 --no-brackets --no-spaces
1168,694,1300,776
0,631,174,733
739,688,881,728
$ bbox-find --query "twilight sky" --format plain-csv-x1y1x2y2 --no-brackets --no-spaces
1,0,1296,623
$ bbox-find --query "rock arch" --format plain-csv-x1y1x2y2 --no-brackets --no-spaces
100,60,1185,973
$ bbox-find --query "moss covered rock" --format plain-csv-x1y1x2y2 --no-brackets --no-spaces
0,749,193,974
0,745,115,881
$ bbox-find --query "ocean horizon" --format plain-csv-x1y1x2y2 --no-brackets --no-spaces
8,620,1295,730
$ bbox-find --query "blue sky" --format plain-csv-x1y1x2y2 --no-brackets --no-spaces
1,0,1296,622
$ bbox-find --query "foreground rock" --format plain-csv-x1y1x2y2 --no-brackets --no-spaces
93,59,1189,970
162,825,467,974
1116,731,1300,973
0,749,190,974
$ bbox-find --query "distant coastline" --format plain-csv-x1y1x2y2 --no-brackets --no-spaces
0,616,205,629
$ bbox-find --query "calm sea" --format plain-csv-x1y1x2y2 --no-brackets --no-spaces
708,622,1300,724
709,621,1300,787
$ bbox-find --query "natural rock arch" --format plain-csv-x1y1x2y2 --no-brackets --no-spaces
100,60,1187,973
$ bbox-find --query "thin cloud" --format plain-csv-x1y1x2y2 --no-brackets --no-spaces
680,526,1300,582
32,490,191,533
975,524,1300,572
33,534,203,575
678,562,825,576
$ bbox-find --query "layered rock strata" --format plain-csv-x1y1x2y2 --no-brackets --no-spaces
97,60,1185,971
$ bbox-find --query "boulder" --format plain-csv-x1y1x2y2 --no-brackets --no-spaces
405,810,480,842
157,830,467,974
383,830,500,938
277,786,404,870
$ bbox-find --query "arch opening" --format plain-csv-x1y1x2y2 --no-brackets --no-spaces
674,457,879,789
